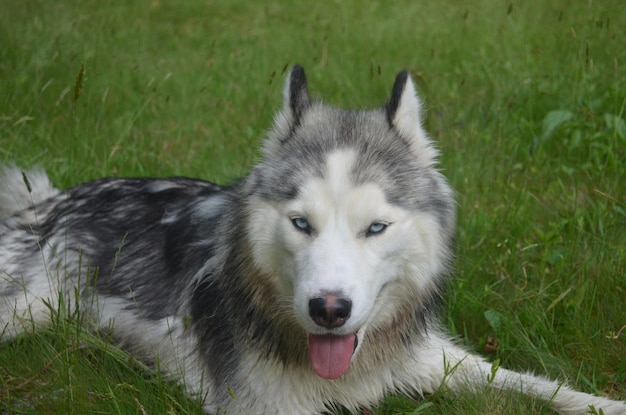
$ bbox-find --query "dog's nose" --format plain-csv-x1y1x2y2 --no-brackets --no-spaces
308,295,352,329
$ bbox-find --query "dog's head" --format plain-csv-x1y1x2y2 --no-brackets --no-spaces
244,66,456,379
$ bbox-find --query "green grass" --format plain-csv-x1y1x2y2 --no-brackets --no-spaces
1,0,625,413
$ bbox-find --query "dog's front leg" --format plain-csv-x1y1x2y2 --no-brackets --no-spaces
406,332,626,415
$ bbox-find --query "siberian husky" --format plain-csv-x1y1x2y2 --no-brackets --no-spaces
1,66,624,414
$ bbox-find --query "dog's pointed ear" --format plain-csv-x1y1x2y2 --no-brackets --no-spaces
275,65,311,134
387,70,423,135
285,65,311,126
387,70,438,164
263,65,311,158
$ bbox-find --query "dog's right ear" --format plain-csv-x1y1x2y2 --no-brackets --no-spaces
285,65,311,127
276,65,311,134
264,65,311,157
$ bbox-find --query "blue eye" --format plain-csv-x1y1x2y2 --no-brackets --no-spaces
366,222,388,236
291,217,311,234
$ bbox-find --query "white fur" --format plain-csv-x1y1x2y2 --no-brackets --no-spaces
0,165,59,219
94,295,209,399
0,234,72,338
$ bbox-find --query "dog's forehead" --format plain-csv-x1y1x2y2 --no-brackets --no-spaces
290,107,417,178
288,132,409,198
280,149,411,233
298,106,391,145
319,149,359,197
252,106,446,214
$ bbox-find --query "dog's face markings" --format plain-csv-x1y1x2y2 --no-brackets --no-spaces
244,147,419,378
275,149,407,378
245,65,455,379
293,151,408,299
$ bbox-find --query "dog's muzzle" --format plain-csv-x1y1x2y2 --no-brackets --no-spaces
307,292,357,379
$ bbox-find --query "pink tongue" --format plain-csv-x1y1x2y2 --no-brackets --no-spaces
308,334,356,379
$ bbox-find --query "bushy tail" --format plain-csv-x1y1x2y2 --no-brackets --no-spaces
0,165,60,220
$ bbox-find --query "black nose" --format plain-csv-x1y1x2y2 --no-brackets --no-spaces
308,294,352,329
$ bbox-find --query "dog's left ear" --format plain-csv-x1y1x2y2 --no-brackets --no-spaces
387,71,438,164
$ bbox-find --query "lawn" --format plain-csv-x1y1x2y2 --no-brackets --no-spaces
1,0,625,414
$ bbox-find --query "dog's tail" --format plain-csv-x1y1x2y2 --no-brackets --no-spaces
0,165,60,220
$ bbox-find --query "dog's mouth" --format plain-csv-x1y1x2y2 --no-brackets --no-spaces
308,333,358,379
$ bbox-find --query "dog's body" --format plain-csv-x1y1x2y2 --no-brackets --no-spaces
1,67,624,414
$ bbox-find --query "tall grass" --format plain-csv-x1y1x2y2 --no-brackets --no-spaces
1,0,625,413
